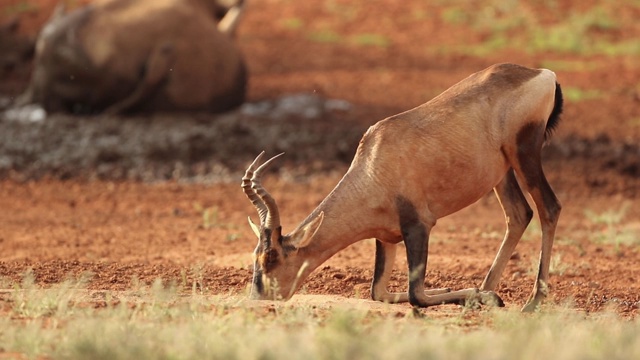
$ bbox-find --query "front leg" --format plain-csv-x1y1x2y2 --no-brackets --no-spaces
371,240,450,303
396,197,449,306
402,216,448,307
397,198,503,308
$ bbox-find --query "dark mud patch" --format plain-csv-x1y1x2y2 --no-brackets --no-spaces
0,94,364,181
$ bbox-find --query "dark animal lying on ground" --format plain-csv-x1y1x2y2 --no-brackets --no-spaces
15,0,247,115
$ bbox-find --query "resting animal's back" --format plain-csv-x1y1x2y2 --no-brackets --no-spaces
28,0,246,113
81,0,245,110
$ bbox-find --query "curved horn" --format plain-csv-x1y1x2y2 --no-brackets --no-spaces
242,151,268,223
252,152,284,230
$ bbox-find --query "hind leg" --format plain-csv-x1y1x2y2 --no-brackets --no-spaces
519,170,561,312
103,43,175,115
481,168,534,292
510,122,562,312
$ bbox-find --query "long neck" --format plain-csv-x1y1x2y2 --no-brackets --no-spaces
288,171,377,289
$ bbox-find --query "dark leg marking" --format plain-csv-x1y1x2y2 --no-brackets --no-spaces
396,196,429,306
516,122,546,189
501,168,534,225
372,239,386,290
516,122,561,222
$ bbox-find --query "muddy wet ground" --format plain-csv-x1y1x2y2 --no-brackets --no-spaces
0,0,638,317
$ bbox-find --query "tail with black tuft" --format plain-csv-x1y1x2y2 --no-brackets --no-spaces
545,82,563,139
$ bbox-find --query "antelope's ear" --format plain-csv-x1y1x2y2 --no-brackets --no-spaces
290,212,324,249
248,216,261,238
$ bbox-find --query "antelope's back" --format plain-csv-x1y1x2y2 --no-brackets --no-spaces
349,64,557,218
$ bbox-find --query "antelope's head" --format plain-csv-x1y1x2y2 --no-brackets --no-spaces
242,152,324,300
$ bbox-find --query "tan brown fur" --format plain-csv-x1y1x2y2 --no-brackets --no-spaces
17,0,246,114
243,63,563,311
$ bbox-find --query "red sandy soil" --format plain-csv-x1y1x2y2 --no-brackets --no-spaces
0,0,638,317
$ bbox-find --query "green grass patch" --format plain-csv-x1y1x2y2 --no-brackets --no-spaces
522,218,541,242
308,29,391,48
1,274,639,359
192,203,239,235
281,17,304,30
323,0,358,21
308,29,343,44
435,2,640,56
590,39,640,57
562,87,604,102
441,7,468,25
527,253,569,277
584,204,640,255
539,60,602,72
349,33,391,48
629,117,640,127
2,1,37,16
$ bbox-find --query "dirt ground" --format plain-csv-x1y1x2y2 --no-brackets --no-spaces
0,0,638,317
